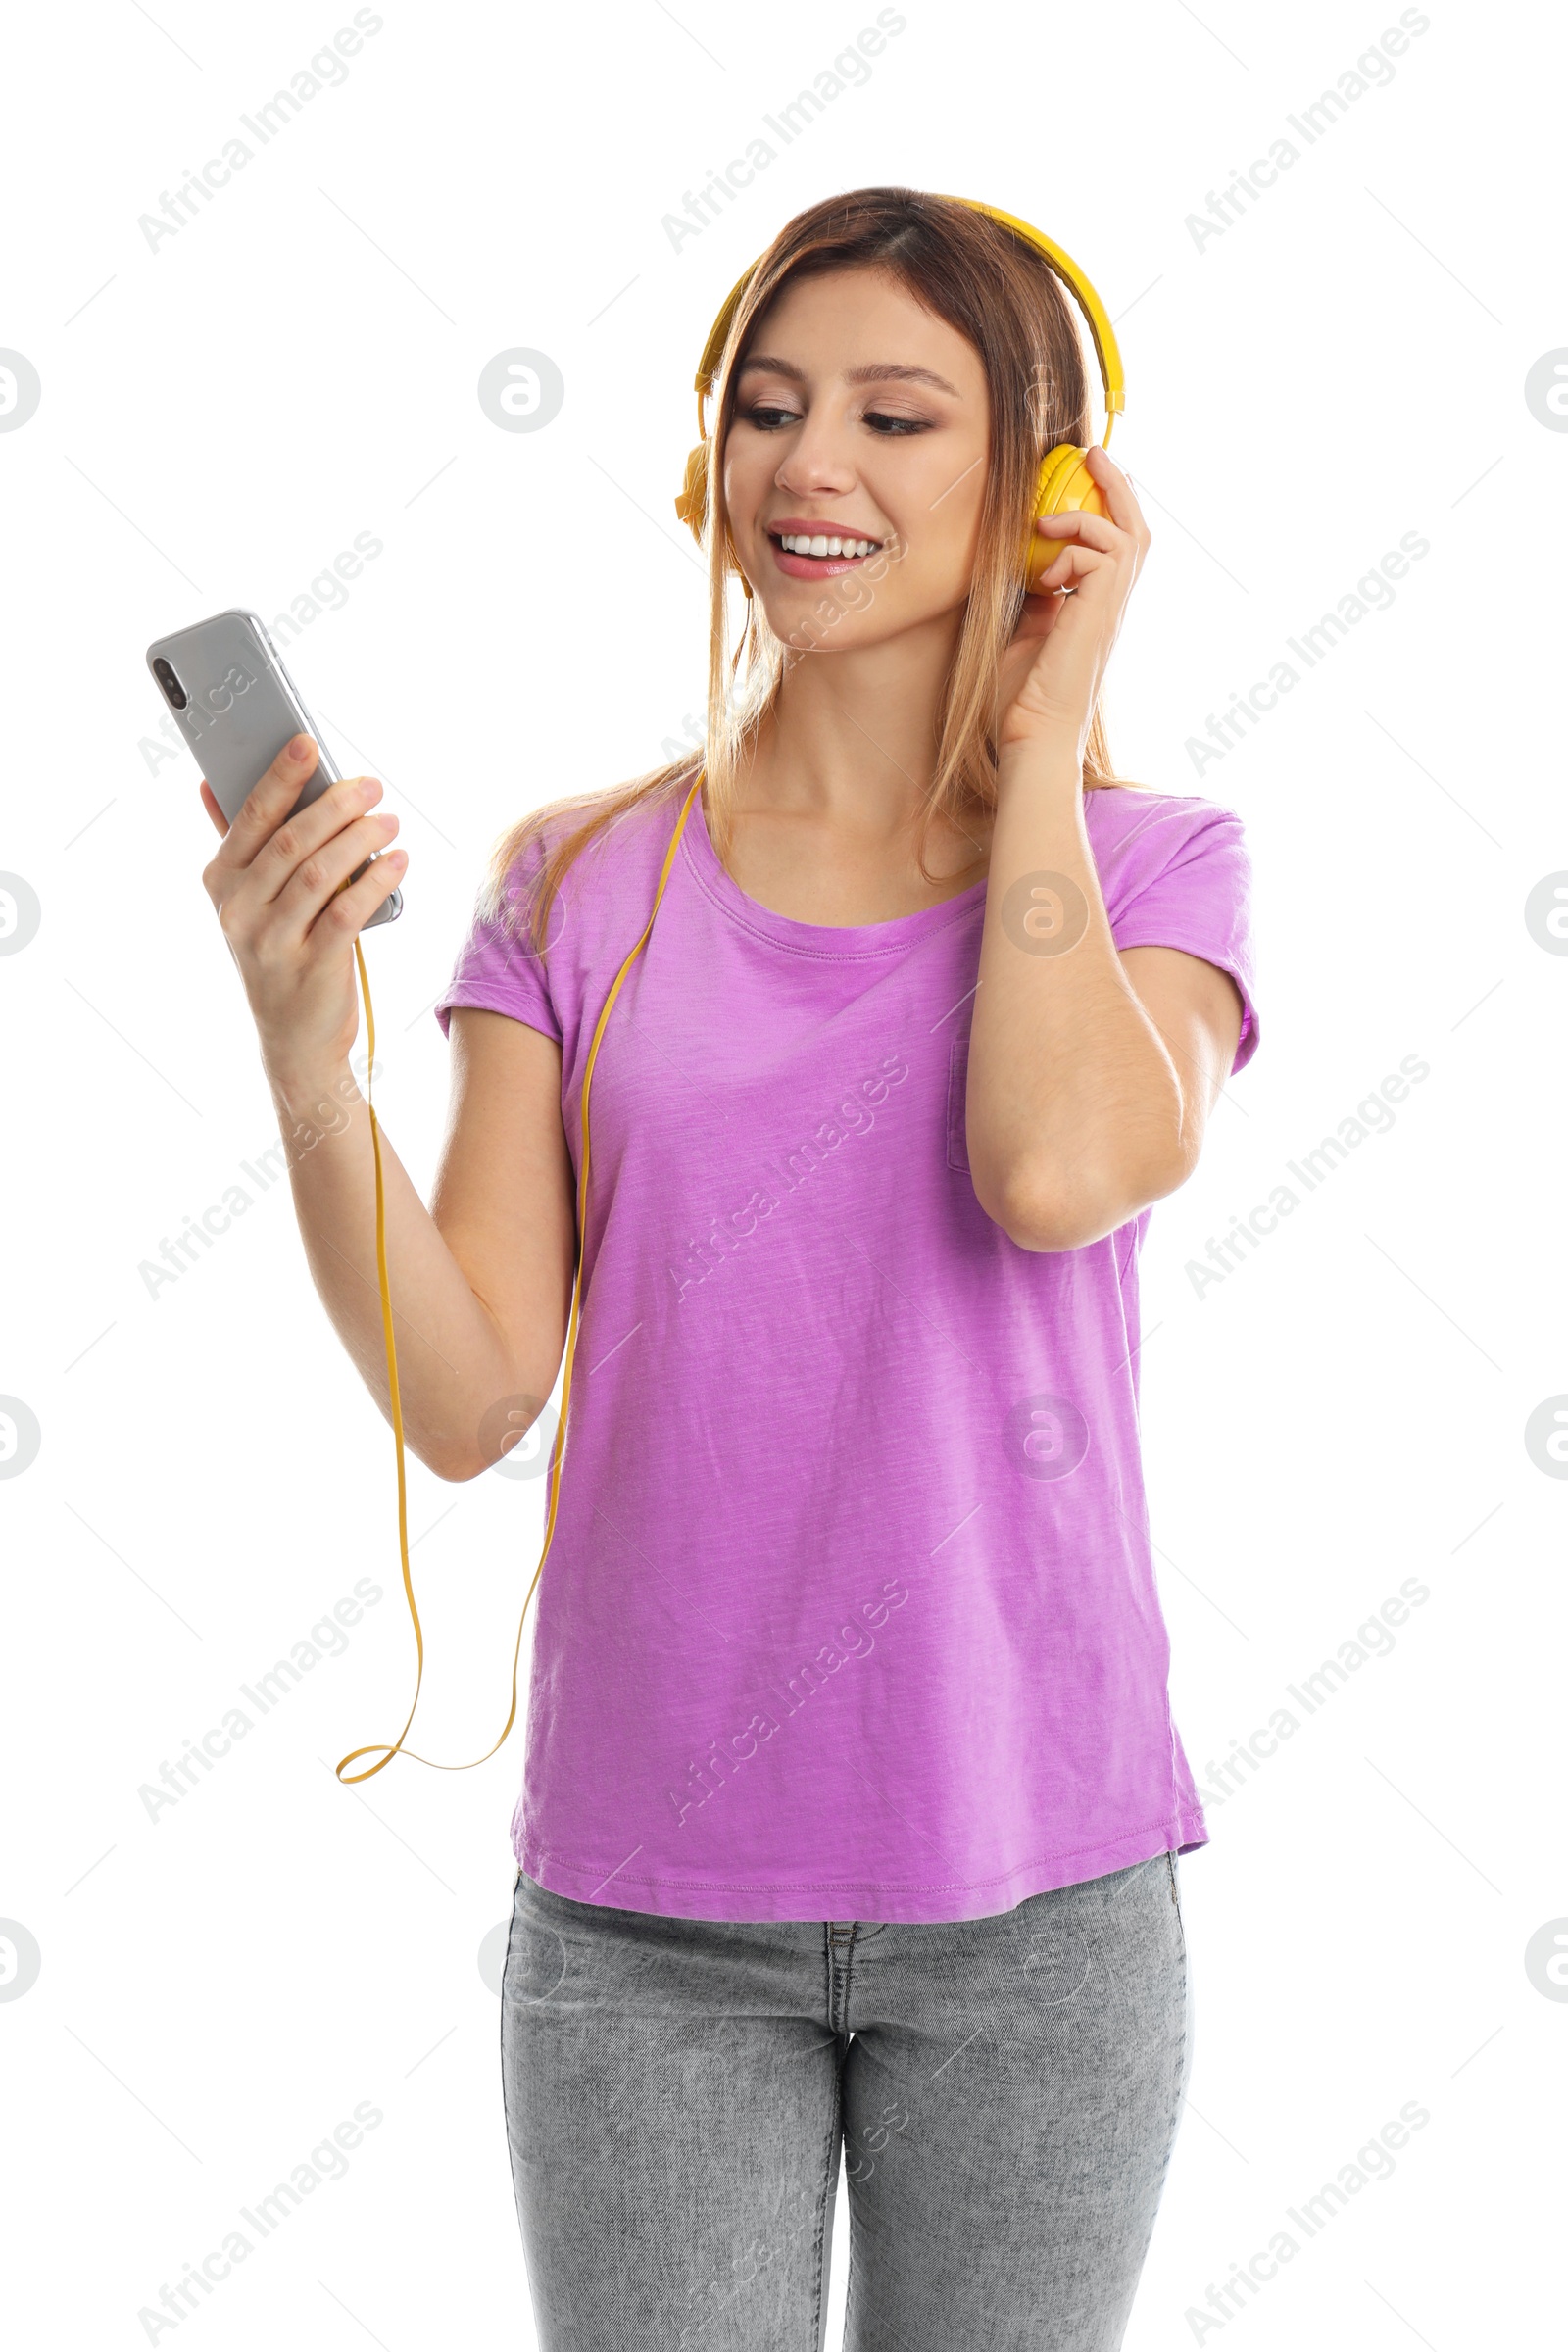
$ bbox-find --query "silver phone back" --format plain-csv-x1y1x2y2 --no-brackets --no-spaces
145,607,401,927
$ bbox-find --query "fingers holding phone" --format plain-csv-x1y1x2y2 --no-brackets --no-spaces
201,733,406,1081
202,733,403,925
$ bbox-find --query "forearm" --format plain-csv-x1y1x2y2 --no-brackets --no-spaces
266,1058,536,1479
965,737,1186,1250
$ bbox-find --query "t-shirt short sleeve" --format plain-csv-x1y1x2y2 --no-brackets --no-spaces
433,832,563,1045
1102,794,1261,1075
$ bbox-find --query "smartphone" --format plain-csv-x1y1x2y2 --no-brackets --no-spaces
145,607,403,928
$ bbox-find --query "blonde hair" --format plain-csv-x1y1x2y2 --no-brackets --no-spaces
483,185,1137,948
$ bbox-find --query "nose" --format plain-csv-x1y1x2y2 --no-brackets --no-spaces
773,405,858,501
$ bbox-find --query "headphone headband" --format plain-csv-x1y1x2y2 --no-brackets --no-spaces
947,198,1125,431
687,195,1125,443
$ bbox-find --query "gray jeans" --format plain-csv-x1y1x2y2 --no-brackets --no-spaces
500,1853,1191,2351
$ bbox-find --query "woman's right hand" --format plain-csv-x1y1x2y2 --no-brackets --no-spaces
199,733,406,1085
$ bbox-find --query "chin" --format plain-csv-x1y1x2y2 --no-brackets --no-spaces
760,603,902,660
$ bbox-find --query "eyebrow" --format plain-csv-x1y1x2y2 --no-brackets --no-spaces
735,353,963,399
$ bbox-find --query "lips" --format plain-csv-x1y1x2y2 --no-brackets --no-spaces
764,520,884,580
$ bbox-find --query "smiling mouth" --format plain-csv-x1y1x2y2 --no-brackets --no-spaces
766,529,884,576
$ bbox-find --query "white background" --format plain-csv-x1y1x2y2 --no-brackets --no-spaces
3,0,1565,2344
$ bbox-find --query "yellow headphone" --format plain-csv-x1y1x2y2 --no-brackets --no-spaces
333,197,1123,1787
673,195,1126,595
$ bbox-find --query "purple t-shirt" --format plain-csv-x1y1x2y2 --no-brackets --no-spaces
434,780,1260,1923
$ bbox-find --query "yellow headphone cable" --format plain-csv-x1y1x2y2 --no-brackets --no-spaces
334,769,707,1783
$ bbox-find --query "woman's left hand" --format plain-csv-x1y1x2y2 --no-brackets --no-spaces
996,444,1152,760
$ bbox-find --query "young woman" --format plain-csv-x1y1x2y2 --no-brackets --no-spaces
201,188,1259,2350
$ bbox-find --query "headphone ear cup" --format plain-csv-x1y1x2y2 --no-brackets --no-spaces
675,442,710,542
675,440,749,588
1026,443,1111,593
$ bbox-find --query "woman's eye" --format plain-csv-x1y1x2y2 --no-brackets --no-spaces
739,403,930,436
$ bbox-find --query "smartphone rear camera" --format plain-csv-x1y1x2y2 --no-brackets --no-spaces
153,656,189,710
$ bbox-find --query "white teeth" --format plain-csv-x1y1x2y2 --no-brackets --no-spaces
779,532,876,557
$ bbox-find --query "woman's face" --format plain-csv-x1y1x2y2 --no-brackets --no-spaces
721,265,993,655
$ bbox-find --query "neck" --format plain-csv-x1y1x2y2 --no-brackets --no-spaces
741,606,965,841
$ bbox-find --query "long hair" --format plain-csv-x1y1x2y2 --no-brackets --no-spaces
482,186,1137,947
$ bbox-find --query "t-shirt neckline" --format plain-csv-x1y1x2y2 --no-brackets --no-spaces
681,782,989,959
